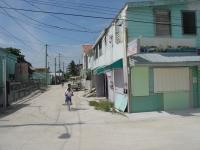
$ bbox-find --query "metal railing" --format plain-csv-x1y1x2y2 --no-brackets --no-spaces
0,79,46,107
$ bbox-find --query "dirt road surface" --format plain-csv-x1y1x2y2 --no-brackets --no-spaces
0,85,200,150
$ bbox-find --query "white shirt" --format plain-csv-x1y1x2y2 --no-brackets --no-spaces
65,88,73,97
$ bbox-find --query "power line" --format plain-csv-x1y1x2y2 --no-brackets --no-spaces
31,46,45,62
0,1,100,33
0,30,44,46
0,25,46,53
23,0,101,32
23,0,119,12
24,0,117,16
0,10,92,43
1,6,200,29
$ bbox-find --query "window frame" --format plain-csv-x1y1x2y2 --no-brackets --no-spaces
181,10,197,35
154,10,171,37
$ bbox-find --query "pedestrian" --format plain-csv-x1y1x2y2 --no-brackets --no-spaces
65,84,73,105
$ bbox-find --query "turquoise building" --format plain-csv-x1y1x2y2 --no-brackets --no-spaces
32,72,52,85
0,48,18,85
126,0,200,112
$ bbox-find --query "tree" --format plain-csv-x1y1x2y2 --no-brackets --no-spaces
4,47,34,77
67,60,79,76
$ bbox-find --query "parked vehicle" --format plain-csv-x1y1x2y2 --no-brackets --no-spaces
69,76,81,91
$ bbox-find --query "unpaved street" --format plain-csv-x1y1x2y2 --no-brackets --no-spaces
0,85,200,150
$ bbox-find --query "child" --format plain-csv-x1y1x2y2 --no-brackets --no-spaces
65,87,73,105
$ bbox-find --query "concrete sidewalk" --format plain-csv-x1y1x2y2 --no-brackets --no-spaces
0,85,200,150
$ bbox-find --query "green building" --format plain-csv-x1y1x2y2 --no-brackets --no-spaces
0,48,18,85
32,72,52,85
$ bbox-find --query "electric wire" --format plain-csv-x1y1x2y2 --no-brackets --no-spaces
23,0,109,31
1,6,200,28
0,0,100,33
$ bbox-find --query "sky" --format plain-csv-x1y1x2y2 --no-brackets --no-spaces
0,0,145,72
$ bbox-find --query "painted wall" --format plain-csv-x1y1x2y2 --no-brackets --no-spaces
163,92,190,110
198,67,200,107
130,66,199,113
33,73,52,85
189,66,199,108
131,94,163,113
127,1,200,50
0,50,18,85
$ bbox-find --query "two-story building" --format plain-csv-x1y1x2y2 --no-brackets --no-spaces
87,0,200,113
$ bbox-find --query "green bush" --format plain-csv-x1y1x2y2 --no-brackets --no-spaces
89,100,114,112
89,101,99,107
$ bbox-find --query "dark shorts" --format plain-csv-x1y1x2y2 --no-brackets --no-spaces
65,96,71,101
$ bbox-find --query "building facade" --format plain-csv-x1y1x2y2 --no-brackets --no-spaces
87,0,200,113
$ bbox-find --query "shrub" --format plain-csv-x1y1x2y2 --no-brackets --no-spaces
89,100,115,112
89,101,99,107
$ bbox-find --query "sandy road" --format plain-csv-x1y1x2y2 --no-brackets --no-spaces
0,84,200,150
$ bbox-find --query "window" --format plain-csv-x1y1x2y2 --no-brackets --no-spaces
99,40,102,57
182,11,196,34
95,47,98,59
155,11,171,36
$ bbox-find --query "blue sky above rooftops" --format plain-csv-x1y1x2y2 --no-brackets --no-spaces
0,0,149,71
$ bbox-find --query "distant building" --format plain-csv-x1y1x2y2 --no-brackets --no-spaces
35,68,49,73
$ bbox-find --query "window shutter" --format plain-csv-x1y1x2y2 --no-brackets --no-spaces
155,11,171,36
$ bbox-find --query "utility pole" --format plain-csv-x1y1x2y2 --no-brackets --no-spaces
45,44,48,86
2,56,7,108
63,61,64,79
59,54,60,80
55,58,56,85
48,62,49,70
79,59,80,76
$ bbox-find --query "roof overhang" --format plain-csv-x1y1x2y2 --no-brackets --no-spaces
129,53,200,67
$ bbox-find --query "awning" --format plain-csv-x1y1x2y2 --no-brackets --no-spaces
105,59,123,71
129,53,200,67
93,59,123,74
93,66,106,74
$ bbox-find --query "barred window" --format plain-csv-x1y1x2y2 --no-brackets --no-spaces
155,11,171,36
182,11,196,35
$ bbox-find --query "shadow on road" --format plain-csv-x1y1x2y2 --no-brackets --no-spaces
0,122,85,128
0,104,30,119
165,108,200,117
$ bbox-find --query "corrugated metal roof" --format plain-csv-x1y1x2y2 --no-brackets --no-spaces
129,53,200,66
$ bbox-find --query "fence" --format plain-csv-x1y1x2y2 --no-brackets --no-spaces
0,79,46,107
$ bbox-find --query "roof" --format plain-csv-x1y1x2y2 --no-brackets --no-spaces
127,0,197,8
129,53,200,66
0,48,19,59
82,45,93,52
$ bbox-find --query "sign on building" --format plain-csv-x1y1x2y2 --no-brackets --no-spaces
127,39,140,57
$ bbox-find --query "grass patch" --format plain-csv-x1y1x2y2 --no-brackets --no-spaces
89,100,114,112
